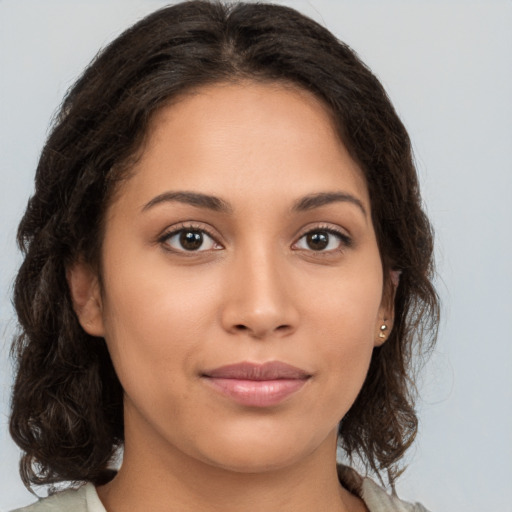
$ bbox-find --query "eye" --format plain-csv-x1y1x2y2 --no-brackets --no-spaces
161,228,221,252
294,228,350,252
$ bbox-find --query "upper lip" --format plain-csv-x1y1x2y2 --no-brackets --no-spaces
202,361,311,381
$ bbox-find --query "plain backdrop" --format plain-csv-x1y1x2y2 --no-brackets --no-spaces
1,1,511,511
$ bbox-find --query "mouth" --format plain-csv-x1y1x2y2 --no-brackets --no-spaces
201,361,311,407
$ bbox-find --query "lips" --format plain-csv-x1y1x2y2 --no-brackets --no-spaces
201,361,311,407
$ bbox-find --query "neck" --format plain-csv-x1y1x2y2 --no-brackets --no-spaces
97,429,364,512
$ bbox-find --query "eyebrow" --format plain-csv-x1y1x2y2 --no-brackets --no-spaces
142,191,232,213
142,190,366,217
292,192,367,217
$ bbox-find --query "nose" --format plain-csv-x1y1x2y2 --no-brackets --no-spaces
220,246,299,340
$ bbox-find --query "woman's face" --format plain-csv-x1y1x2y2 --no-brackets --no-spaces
72,81,391,474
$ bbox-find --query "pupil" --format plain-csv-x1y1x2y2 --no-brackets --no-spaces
307,231,329,250
180,231,203,250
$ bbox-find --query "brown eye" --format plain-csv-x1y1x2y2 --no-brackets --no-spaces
294,228,351,253
162,228,219,252
179,230,204,251
306,231,329,251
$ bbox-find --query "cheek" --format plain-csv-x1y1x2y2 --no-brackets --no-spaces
303,265,383,403
98,254,221,393
307,264,383,343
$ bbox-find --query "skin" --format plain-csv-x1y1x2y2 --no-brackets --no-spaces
69,81,393,512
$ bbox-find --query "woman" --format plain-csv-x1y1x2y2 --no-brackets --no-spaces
9,1,438,511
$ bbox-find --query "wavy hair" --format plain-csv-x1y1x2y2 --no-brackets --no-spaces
10,0,439,490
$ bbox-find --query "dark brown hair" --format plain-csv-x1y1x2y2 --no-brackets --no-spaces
10,0,438,490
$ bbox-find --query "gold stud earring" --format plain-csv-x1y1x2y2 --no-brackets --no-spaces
378,324,388,339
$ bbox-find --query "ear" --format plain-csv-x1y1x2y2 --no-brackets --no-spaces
67,261,105,337
374,270,401,347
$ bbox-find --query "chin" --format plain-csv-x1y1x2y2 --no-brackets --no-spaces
203,447,304,474
194,422,333,474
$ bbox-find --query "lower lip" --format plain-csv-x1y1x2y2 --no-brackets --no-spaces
204,378,308,407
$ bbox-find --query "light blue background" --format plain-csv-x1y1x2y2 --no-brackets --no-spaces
1,1,511,510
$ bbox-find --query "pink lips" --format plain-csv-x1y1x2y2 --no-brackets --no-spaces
202,361,310,407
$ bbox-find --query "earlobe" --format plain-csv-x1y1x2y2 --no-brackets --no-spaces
66,261,105,337
375,298,395,346
374,319,391,346
374,269,401,346
375,297,396,345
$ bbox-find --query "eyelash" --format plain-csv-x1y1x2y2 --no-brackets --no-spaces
292,225,352,255
158,223,222,254
157,223,352,254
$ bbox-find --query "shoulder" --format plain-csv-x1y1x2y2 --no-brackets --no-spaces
338,466,431,512
10,483,100,512
361,477,430,512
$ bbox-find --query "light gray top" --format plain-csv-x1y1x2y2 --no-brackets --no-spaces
12,468,430,512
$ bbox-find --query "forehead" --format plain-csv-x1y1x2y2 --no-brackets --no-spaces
112,80,370,213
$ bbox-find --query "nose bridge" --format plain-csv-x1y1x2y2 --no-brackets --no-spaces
221,237,297,338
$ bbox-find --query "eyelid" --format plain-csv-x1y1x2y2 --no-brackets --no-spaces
292,223,353,252
157,222,224,253
156,221,352,254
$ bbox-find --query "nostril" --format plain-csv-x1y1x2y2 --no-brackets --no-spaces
232,323,291,335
